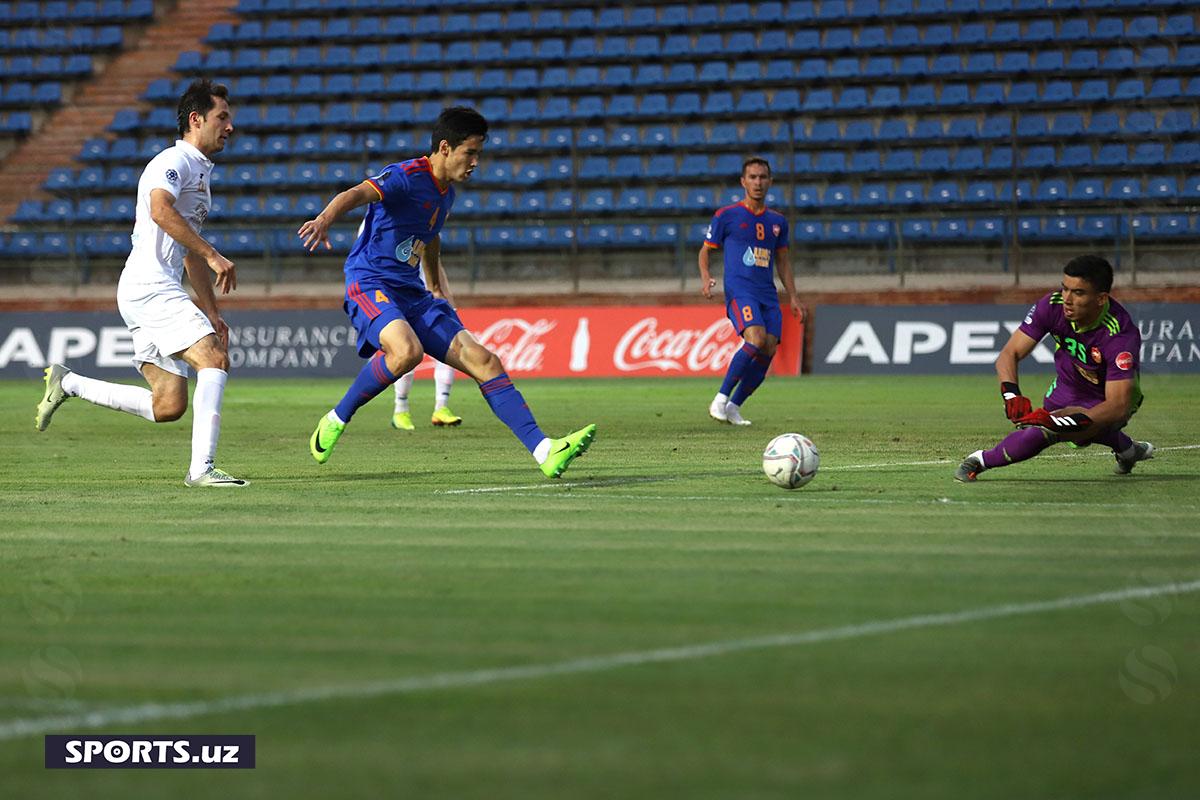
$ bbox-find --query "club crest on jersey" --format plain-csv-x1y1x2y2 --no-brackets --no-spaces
772,224,781,237
165,169,180,185
1115,351,1133,370
1090,346,1102,364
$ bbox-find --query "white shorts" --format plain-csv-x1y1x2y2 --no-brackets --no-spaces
117,280,214,378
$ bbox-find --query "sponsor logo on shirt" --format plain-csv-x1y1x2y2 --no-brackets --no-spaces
1074,363,1100,384
1115,351,1134,370
742,246,772,268
394,235,425,267
1024,304,1036,324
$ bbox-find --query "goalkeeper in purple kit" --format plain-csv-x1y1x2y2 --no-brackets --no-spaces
956,255,1154,482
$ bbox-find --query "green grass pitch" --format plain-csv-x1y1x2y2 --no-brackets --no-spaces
2,374,1198,798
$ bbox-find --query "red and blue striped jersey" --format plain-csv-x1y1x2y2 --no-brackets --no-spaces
344,156,454,289
703,202,789,297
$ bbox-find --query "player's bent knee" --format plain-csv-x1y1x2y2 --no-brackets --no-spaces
153,396,188,422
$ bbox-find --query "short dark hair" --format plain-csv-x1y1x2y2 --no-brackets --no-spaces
176,78,229,137
742,156,771,176
430,106,488,152
1064,255,1114,293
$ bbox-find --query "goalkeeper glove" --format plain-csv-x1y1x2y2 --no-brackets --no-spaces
1001,382,1033,422
1015,408,1093,432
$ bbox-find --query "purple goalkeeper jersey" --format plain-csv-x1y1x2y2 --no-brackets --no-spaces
1019,291,1142,406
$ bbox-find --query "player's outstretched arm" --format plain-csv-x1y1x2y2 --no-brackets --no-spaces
297,181,379,251
150,189,236,294
698,245,717,300
774,247,803,321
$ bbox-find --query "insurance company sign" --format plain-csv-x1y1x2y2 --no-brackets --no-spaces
814,303,1200,374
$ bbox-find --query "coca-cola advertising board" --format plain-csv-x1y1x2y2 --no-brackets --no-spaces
431,305,804,378
0,305,803,378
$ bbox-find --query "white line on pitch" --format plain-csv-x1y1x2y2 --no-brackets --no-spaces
1,579,1197,742
438,444,1200,495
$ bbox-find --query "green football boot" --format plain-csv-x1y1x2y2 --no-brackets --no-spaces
391,411,415,431
310,414,346,464
430,406,462,427
35,363,71,432
539,423,597,479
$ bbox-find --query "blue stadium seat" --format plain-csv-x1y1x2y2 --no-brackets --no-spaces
1060,145,1091,169
964,182,996,204
785,185,816,210
858,184,888,206
1070,178,1104,203
892,182,923,204
1170,142,1200,166
1109,177,1141,201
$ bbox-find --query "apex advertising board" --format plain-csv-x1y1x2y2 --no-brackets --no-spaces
0,305,803,379
814,303,1200,374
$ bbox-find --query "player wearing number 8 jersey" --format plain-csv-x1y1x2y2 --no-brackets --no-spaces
955,255,1154,482
699,157,803,426
298,106,595,478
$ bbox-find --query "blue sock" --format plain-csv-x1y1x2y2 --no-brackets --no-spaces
480,372,545,453
730,349,773,407
334,350,397,423
719,342,759,396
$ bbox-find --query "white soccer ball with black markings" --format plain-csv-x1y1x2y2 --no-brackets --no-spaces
762,433,819,489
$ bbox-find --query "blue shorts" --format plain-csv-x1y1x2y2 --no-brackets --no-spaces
344,279,464,360
725,292,782,340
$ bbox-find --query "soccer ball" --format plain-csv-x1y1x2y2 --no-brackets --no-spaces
762,433,819,489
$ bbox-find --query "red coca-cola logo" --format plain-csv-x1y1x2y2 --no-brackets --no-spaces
1115,351,1133,371
614,317,738,372
474,318,556,372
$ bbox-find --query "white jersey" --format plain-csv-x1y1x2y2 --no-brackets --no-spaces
122,139,213,287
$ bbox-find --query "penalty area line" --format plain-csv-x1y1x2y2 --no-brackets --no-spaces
1,579,1198,742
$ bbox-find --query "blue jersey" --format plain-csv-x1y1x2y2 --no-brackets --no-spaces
344,156,454,290
703,202,789,299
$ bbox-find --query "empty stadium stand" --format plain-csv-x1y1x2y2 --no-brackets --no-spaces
2,0,1198,279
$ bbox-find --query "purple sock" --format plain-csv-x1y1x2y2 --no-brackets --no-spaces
982,426,1055,469
719,342,759,397
480,372,545,453
729,349,773,407
1089,429,1135,453
334,350,396,423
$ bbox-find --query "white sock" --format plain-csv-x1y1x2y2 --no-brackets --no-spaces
434,361,455,409
714,392,729,405
533,437,551,464
327,409,346,425
62,372,155,421
726,401,741,413
393,371,414,413
188,368,227,479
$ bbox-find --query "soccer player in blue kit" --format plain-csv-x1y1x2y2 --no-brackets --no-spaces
698,157,803,426
297,106,595,478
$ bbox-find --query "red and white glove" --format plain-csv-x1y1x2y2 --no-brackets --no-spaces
1001,382,1032,422
1015,408,1093,433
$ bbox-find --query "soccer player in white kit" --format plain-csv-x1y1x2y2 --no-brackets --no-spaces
34,78,247,487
